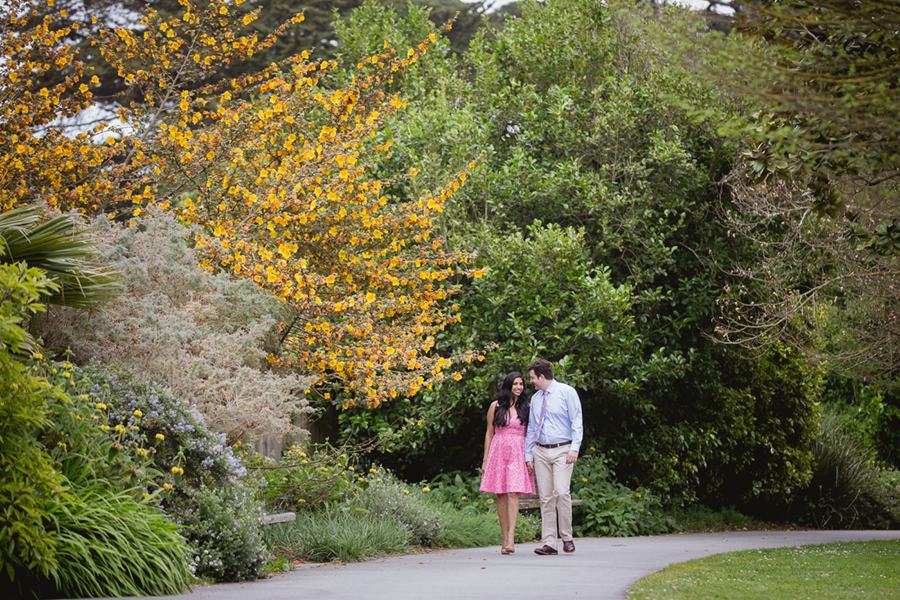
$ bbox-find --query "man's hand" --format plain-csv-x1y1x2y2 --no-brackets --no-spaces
565,450,578,464
526,461,534,475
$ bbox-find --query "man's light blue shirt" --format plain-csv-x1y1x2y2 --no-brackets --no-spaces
524,379,583,462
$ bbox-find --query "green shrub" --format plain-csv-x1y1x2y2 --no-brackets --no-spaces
0,263,67,588
182,486,267,582
356,472,443,546
263,511,410,563
68,361,247,492
423,470,496,512
243,442,360,511
572,453,676,537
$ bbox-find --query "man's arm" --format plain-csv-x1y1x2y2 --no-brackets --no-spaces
524,397,537,463
566,386,583,464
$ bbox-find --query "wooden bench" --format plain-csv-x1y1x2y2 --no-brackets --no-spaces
519,495,583,510
261,512,296,525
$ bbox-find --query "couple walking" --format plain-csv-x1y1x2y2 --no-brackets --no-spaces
480,359,583,555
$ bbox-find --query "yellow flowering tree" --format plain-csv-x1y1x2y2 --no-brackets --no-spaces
2,0,481,407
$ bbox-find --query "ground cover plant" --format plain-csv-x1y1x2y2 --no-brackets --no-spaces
628,540,900,600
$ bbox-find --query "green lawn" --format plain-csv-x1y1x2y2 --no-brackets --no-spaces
628,540,900,600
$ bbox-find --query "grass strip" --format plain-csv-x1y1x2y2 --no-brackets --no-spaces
629,540,900,600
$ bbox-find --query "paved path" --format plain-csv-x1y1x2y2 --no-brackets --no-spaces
167,530,900,600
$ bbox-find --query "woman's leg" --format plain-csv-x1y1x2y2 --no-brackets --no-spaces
507,493,520,550
496,493,509,549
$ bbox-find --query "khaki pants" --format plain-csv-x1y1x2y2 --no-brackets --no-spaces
533,444,574,547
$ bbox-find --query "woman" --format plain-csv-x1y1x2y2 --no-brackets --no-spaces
480,371,535,554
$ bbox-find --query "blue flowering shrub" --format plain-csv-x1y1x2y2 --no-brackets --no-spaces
68,360,267,582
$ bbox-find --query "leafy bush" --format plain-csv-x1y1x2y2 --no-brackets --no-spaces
263,511,411,563
356,472,443,546
2,357,194,598
242,442,361,511
46,208,312,442
424,470,497,512
0,263,68,587
572,453,676,537
68,360,246,492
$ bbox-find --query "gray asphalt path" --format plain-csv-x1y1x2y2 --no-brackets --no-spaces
171,530,900,600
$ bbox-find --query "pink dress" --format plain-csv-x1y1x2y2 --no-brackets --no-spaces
479,403,536,494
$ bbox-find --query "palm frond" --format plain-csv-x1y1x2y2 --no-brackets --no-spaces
0,205,122,308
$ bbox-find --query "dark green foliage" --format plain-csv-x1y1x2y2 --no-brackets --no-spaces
788,410,900,530
333,0,823,506
705,1,900,247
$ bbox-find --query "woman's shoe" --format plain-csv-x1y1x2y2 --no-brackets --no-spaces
500,547,512,555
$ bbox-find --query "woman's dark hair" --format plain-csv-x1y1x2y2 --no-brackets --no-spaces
494,372,529,428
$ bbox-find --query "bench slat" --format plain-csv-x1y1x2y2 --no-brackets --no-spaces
261,512,296,525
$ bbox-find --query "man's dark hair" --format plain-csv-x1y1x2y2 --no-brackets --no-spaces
527,359,553,380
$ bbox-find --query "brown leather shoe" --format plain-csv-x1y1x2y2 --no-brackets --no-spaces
563,540,575,553
534,544,558,555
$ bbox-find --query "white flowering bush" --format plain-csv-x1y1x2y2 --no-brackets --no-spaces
46,208,312,443
182,486,267,582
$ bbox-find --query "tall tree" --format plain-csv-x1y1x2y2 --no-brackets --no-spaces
333,0,823,506
2,0,480,407
690,0,900,254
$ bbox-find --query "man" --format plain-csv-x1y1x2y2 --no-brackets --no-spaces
525,358,583,555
